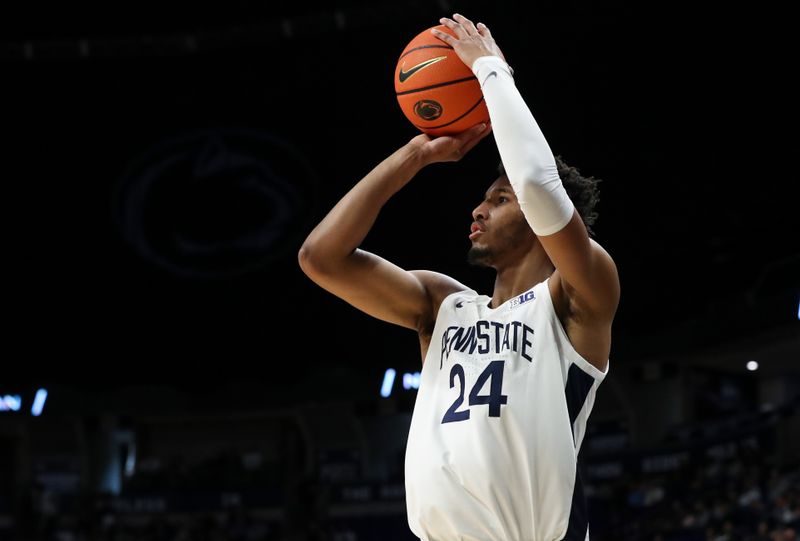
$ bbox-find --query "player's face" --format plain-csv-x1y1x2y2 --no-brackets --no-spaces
467,176,535,267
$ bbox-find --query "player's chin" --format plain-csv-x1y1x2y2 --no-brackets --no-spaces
467,245,491,266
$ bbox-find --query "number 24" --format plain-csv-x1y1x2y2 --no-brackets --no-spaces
442,360,508,424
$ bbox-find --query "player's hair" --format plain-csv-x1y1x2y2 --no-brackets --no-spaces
498,156,601,236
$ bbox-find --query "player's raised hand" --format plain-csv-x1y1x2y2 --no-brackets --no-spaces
431,14,507,70
410,122,492,164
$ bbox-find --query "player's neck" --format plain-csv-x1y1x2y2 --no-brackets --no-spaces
489,249,553,309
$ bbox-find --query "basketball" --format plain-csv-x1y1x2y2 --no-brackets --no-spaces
394,25,490,137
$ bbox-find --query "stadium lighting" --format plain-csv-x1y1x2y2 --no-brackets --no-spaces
380,368,396,398
31,388,48,416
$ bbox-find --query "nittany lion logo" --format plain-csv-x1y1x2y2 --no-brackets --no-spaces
414,100,443,121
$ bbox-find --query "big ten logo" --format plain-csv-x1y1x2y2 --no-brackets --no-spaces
509,290,535,309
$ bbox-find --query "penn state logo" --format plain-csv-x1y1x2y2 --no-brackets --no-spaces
414,100,442,121
111,128,318,279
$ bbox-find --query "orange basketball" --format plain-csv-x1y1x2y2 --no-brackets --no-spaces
394,25,489,137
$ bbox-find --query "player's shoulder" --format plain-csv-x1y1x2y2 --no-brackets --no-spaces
409,270,472,335
551,237,619,323
584,237,620,304
409,270,468,293
589,237,617,266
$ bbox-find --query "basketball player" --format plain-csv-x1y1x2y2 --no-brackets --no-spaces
298,13,620,541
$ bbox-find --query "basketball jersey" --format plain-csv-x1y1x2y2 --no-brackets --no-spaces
404,278,608,541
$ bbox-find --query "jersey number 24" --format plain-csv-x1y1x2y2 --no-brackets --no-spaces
442,360,508,424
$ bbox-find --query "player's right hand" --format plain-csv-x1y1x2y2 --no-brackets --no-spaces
433,14,507,71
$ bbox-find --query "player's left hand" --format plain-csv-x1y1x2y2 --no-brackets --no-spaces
432,14,507,71
409,122,492,165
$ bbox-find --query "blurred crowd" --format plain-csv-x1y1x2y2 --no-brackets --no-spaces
591,446,800,540
9,443,797,541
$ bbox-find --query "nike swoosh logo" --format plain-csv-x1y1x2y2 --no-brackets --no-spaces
398,56,448,83
480,71,498,86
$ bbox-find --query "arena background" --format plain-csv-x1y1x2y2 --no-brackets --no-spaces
2,1,798,540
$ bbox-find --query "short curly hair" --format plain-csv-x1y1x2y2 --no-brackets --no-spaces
498,156,601,236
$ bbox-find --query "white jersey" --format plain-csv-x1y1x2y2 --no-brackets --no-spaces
404,278,607,541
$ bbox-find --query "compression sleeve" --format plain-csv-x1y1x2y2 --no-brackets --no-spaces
471,55,575,236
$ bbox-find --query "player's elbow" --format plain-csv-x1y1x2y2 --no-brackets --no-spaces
297,238,340,282
297,241,322,279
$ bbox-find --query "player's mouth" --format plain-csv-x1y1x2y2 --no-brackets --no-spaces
469,222,485,240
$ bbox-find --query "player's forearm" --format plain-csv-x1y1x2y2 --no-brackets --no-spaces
473,56,574,236
299,143,424,271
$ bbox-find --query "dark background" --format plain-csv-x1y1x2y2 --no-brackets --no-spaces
5,0,795,392
1,2,798,539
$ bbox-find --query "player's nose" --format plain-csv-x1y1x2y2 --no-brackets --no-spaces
472,201,488,222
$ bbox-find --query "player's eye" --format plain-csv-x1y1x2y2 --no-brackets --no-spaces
497,196,508,203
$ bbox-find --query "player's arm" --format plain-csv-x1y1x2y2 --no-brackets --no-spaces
472,49,619,322
434,15,620,338
298,126,490,332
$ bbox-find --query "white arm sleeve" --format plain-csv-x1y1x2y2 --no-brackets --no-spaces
472,55,575,236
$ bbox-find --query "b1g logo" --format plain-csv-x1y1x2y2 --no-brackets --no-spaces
509,290,535,309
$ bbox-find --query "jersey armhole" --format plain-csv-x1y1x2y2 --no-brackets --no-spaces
541,278,609,383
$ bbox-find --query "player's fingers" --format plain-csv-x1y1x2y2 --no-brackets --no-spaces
455,123,486,142
439,17,469,39
453,13,478,36
457,123,491,156
430,27,456,45
476,22,492,38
